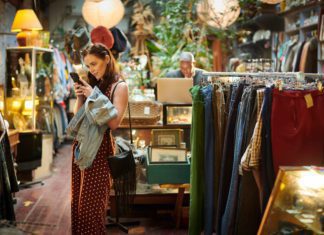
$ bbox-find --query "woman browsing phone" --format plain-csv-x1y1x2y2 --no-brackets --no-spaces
70,43,128,234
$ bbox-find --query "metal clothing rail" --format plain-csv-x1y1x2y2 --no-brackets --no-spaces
202,71,324,81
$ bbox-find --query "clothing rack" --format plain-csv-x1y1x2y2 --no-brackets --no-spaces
202,71,324,81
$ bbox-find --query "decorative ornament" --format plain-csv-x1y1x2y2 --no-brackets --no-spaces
197,0,240,29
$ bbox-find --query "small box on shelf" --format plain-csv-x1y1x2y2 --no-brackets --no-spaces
145,146,190,184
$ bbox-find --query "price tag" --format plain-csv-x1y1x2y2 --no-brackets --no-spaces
304,94,314,109
144,106,150,115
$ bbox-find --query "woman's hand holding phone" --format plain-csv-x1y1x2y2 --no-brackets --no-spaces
74,82,84,98
73,78,93,98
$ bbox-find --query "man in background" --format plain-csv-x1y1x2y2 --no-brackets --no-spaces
166,51,206,85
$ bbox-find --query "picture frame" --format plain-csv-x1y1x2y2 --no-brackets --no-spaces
148,147,187,163
151,129,183,147
163,104,192,126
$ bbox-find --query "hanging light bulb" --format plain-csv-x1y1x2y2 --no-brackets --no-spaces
197,0,240,29
82,0,125,29
260,0,282,4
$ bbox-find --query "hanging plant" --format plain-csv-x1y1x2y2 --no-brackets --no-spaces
131,1,155,57
150,0,213,77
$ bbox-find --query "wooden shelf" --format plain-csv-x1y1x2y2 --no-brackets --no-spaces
279,1,324,16
237,14,284,32
301,23,318,31
237,20,260,32
285,23,318,35
286,28,300,35
318,59,324,62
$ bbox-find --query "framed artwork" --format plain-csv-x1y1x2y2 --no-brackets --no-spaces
151,129,183,147
148,147,187,163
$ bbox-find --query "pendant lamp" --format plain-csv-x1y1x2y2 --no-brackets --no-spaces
260,0,282,4
82,0,125,29
197,0,240,29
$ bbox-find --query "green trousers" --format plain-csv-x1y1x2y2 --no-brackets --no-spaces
189,85,205,235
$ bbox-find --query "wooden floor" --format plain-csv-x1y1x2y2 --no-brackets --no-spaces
13,144,188,235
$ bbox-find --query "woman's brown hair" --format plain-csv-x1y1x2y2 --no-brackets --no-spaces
82,43,120,93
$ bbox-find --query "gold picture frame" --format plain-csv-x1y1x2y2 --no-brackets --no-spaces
151,129,183,147
148,147,187,163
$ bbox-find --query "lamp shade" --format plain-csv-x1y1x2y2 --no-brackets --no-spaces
197,0,240,29
82,0,125,29
11,9,43,32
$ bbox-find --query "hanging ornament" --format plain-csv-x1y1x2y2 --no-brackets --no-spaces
82,0,125,29
197,0,241,29
260,0,282,4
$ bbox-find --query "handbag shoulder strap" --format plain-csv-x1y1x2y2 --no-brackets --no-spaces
111,80,124,103
110,80,133,144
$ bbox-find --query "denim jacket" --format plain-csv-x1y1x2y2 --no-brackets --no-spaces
66,86,117,170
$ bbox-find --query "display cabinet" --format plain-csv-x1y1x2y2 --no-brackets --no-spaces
4,47,54,133
258,166,324,235
162,103,192,126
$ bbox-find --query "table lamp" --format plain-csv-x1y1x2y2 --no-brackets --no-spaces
11,9,43,47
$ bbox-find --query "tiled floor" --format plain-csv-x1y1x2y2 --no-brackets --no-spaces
13,144,188,234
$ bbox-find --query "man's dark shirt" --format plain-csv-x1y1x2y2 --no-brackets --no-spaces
165,68,206,86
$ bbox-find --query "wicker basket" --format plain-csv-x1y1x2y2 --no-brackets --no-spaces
121,101,162,125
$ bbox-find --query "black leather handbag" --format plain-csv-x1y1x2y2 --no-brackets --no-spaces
107,144,135,180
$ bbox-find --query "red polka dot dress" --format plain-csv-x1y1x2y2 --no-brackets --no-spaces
71,84,115,235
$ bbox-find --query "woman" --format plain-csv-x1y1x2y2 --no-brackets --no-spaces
71,43,128,234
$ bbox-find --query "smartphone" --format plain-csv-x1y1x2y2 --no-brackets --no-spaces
70,72,82,84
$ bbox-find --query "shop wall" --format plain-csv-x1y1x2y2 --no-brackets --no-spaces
0,2,18,85
48,0,131,41
48,0,83,34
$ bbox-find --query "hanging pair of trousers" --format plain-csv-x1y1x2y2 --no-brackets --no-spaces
271,88,324,174
234,170,261,235
202,85,215,235
221,86,253,235
2,133,19,193
215,83,245,233
260,87,275,211
232,87,262,235
189,85,205,235
212,84,226,233
0,144,15,221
